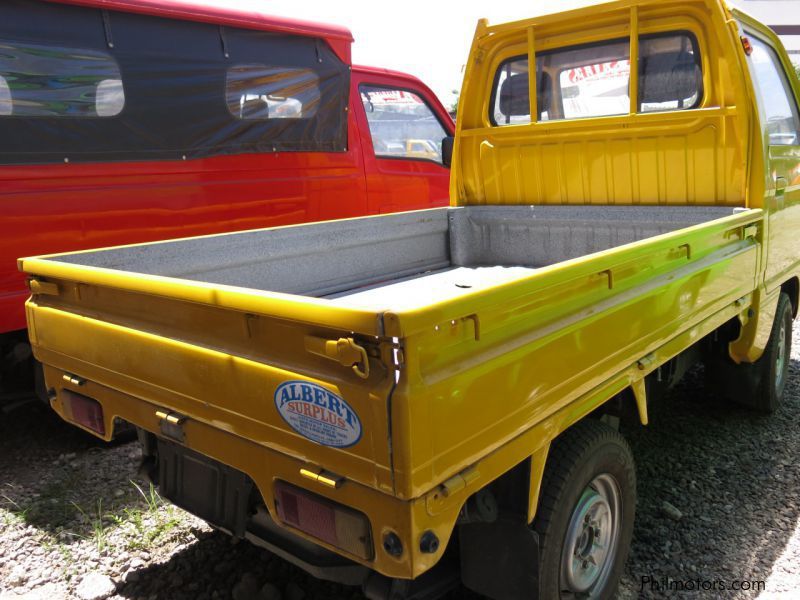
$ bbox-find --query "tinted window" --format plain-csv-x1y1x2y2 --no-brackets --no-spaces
226,65,320,120
0,40,123,117
747,36,800,146
360,86,447,163
492,32,702,124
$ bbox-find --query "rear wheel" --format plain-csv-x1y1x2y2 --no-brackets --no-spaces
707,292,793,413
533,420,635,599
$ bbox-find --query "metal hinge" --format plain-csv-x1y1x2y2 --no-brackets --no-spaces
62,373,86,386
300,467,344,489
440,467,480,498
155,410,186,443
304,336,370,379
636,353,656,371
28,278,60,296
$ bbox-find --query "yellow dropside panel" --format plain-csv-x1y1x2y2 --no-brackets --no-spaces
385,210,762,498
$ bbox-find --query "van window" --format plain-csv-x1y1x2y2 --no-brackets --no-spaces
0,41,124,117
0,75,10,116
747,36,800,146
226,65,320,120
0,0,350,164
492,32,702,124
360,86,447,163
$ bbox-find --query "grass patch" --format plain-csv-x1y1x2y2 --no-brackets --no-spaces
120,481,183,550
71,499,109,552
2,477,190,567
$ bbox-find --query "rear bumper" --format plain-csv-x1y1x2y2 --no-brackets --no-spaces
41,362,460,581
138,432,371,586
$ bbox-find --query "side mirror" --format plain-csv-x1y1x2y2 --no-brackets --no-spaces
769,131,798,146
442,136,454,168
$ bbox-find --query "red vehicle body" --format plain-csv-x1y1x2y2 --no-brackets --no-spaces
0,0,453,396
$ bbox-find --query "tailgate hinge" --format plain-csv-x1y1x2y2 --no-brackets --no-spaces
28,278,60,296
62,373,86,386
440,467,480,497
304,336,370,379
155,410,187,443
299,467,344,489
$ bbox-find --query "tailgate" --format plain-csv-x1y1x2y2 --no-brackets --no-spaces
21,259,397,494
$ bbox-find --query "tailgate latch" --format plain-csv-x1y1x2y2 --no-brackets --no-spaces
155,410,186,443
304,336,370,379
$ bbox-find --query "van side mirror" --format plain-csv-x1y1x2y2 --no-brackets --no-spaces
442,136,454,168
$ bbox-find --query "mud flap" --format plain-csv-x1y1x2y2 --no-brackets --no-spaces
155,438,254,538
459,516,540,600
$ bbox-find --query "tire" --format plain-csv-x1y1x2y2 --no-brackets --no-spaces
707,292,793,413
533,420,636,600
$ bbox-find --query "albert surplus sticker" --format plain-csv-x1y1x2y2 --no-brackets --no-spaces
274,380,362,448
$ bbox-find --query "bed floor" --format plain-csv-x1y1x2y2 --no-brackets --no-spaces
325,265,537,311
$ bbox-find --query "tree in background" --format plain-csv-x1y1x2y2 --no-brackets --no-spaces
448,89,459,120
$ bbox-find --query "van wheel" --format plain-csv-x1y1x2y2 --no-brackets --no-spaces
533,420,635,599
707,292,793,413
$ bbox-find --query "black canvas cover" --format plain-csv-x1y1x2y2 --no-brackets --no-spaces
0,0,349,164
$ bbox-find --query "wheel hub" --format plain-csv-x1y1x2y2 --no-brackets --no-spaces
561,474,621,596
776,317,787,392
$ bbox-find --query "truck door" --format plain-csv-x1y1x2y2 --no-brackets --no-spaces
745,34,800,286
352,73,452,213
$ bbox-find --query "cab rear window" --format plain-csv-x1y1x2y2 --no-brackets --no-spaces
492,31,702,125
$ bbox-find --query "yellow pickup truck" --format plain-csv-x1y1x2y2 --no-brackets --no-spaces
19,0,800,598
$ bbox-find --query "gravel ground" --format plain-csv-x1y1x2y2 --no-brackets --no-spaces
2,327,799,600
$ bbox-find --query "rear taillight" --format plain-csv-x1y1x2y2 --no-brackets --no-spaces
62,389,105,435
274,481,373,560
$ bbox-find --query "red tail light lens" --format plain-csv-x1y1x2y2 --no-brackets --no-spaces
274,481,373,560
62,389,105,435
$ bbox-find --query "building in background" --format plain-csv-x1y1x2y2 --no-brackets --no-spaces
735,0,800,64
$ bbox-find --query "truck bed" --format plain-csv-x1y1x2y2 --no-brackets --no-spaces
21,202,762,566
53,205,736,311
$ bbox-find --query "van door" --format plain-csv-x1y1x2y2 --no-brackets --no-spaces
353,73,452,213
745,34,800,287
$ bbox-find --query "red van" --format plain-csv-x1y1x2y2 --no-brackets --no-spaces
0,0,453,398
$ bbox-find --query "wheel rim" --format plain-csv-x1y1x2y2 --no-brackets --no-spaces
776,316,787,393
560,473,622,597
